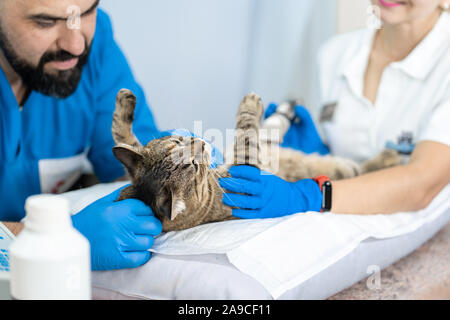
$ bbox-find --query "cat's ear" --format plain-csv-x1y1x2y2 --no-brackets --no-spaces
112,144,143,178
170,191,186,221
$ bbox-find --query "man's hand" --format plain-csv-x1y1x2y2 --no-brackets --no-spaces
2,222,24,236
220,166,323,219
71,186,162,271
265,103,330,155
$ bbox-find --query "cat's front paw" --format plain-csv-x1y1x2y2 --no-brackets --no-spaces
332,158,361,179
116,89,137,112
115,185,136,202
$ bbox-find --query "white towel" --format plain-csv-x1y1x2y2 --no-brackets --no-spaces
62,182,129,214
63,183,450,299
227,185,450,298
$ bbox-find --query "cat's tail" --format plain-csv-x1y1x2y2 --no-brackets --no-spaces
112,89,143,148
233,93,263,167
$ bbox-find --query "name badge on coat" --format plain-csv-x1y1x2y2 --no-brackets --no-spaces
319,102,338,123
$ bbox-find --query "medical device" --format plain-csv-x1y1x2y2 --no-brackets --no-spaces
0,222,15,300
260,100,298,144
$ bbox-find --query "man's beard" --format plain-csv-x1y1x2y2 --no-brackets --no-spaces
0,24,91,99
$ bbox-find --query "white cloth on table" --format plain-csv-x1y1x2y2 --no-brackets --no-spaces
63,183,450,299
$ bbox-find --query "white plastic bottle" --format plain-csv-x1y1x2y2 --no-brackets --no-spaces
9,195,91,300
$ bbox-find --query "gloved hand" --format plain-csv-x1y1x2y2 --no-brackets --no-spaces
71,186,163,271
265,103,330,155
219,166,322,219
151,129,224,168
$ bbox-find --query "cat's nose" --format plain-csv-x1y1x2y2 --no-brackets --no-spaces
190,139,205,147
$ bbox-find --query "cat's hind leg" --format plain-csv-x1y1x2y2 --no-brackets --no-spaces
233,93,264,167
361,149,403,173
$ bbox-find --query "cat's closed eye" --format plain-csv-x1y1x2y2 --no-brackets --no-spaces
192,159,199,172
172,138,182,145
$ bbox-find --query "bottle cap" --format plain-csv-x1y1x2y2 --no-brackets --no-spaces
24,195,72,232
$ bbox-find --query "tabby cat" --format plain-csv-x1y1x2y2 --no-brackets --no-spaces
112,89,402,232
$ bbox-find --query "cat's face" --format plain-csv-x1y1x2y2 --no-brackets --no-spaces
113,135,212,222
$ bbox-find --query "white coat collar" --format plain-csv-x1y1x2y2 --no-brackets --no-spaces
341,12,450,89
393,12,450,80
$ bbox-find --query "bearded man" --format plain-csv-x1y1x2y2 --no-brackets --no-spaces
0,0,162,271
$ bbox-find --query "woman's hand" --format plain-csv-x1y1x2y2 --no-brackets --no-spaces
219,165,323,219
331,141,450,215
265,103,330,155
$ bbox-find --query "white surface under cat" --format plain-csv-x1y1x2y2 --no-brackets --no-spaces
62,182,450,299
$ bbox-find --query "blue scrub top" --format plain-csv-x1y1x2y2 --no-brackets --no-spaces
0,9,159,221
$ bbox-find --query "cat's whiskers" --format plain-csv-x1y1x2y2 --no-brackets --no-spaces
192,182,213,213
209,169,251,209
210,170,229,196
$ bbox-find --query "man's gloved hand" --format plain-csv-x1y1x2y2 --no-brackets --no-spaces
219,166,322,219
265,103,330,155
152,129,224,168
71,186,163,271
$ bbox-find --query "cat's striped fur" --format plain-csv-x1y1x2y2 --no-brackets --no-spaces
111,89,402,232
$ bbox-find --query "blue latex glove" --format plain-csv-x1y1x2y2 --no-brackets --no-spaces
72,186,163,271
265,103,330,155
150,129,224,168
219,166,322,219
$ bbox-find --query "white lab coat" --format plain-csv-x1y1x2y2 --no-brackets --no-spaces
317,12,450,164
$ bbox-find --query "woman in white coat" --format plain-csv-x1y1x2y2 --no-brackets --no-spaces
221,0,450,218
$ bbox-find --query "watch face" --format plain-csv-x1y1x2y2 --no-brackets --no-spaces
323,181,332,212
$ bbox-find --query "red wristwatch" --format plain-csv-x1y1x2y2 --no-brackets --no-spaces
312,175,332,213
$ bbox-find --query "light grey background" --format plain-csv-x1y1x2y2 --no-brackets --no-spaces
100,0,336,148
